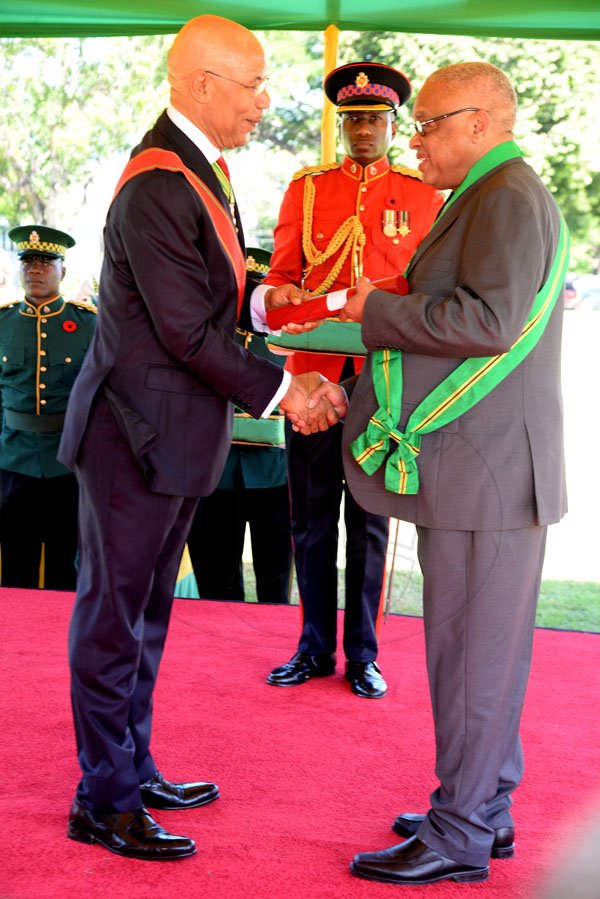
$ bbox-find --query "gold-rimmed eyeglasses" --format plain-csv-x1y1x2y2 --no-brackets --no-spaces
205,70,269,95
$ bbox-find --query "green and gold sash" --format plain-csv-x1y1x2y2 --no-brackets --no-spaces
350,142,570,495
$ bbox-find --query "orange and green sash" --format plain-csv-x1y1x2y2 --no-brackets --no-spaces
350,142,570,495
112,147,246,315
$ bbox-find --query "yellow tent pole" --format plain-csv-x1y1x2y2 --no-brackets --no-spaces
321,24,340,162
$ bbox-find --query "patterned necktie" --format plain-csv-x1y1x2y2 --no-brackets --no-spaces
212,155,236,220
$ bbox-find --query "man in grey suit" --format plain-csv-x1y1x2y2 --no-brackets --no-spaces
305,62,568,885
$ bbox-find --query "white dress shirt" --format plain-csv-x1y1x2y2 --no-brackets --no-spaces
166,105,291,416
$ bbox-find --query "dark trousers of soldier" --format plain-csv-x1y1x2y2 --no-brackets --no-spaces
0,469,79,589
286,420,390,662
188,484,292,603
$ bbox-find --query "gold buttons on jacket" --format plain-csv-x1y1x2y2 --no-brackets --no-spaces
40,383,46,389
65,357,72,363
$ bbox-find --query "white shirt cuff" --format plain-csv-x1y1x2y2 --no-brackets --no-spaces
260,370,291,418
250,282,272,332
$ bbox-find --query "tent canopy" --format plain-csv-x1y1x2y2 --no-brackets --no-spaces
1,0,599,40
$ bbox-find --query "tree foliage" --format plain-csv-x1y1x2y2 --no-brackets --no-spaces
256,30,600,271
0,31,598,271
0,36,169,227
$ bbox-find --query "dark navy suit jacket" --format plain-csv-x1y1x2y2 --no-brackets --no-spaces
59,111,284,497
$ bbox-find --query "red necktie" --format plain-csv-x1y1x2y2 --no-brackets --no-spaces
216,155,230,180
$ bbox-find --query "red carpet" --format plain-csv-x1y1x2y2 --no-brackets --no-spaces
1,589,599,899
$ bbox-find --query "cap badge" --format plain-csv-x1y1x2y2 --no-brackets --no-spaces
29,230,40,244
355,72,369,89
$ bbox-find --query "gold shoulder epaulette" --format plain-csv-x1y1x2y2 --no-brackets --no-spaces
68,299,98,313
390,164,423,181
292,162,341,181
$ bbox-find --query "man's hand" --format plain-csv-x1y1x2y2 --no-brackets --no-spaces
338,276,377,324
307,380,348,421
264,284,305,310
279,372,344,435
264,284,324,335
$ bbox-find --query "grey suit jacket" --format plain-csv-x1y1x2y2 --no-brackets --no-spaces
343,154,567,531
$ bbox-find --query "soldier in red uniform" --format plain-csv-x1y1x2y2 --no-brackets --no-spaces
260,63,443,697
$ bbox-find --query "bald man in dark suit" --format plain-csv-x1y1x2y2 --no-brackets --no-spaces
59,14,335,862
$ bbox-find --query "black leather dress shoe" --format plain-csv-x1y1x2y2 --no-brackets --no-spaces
345,661,387,698
350,836,489,885
267,652,336,686
392,812,515,859
140,771,219,810
67,799,196,860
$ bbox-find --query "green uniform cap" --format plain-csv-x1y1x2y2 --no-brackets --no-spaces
246,246,272,279
8,224,76,259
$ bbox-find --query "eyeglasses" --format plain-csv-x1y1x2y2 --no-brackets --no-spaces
20,255,58,268
412,108,481,136
205,70,269,95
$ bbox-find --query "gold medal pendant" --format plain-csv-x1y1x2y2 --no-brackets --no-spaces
382,209,398,238
397,210,411,237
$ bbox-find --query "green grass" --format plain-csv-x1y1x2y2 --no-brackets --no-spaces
242,565,600,633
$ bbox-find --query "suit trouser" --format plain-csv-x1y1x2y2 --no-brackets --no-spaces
68,394,198,812
286,421,389,662
0,468,79,589
414,525,547,867
188,483,292,603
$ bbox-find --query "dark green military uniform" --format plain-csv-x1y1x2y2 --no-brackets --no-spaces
0,295,97,476
186,248,292,603
0,225,96,589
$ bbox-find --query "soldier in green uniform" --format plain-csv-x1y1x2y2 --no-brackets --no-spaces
0,225,97,589
186,248,292,603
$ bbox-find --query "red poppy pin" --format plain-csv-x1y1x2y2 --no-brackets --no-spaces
63,320,77,332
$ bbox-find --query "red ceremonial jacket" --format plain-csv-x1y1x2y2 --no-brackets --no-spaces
266,155,444,380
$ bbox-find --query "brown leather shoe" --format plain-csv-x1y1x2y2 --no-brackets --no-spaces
392,812,515,859
267,652,336,686
67,799,196,860
140,771,219,810
350,837,489,885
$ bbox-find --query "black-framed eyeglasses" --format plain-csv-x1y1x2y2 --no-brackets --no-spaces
412,107,481,136
205,70,269,95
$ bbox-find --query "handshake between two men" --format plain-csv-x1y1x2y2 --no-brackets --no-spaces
265,277,377,435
